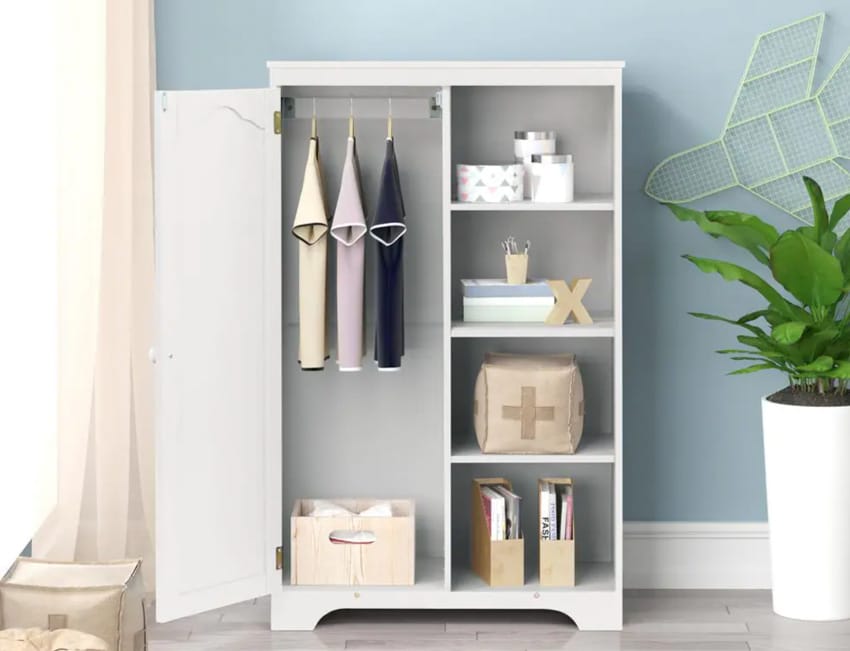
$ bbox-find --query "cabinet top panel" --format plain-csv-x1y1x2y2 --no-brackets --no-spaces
267,61,625,88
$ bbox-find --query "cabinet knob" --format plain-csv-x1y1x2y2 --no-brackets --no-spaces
148,348,157,365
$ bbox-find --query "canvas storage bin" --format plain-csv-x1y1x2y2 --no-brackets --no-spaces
0,628,108,651
291,499,415,586
0,558,145,651
474,353,584,454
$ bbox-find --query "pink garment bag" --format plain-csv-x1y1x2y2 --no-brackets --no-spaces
330,137,367,371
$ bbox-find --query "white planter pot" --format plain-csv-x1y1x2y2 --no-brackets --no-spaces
762,397,850,620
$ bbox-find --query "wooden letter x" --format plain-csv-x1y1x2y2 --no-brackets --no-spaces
545,278,593,325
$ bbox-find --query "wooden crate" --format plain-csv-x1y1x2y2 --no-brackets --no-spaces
290,499,415,586
471,478,524,587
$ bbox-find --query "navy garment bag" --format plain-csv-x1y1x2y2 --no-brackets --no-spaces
369,138,407,370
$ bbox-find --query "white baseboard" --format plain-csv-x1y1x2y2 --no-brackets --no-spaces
624,522,770,589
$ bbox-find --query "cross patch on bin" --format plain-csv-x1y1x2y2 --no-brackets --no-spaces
502,386,555,439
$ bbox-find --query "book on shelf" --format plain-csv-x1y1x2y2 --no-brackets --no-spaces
461,278,553,298
480,486,506,541
540,481,574,541
539,482,551,540
463,305,552,323
548,483,557,541
492,484,522,540
557,485,567,540
462,295,555,307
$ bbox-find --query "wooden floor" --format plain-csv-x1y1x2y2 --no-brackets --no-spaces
147,591,850,650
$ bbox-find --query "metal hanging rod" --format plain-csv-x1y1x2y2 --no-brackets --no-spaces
282,95,441,121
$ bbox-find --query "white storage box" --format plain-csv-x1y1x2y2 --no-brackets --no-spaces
456,164,523,202
514,131,556,199
530,154,574,202
0,558,145,651
290,499,415,586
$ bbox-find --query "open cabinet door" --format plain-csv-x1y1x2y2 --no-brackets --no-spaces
153,88,281,622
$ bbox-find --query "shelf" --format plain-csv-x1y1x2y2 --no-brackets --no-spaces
452,561,615,593
451,317,615,338
451,433,614,464
284,556,444,592
451,196,614,212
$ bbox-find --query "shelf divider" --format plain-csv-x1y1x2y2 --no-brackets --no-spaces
451,317,615,339
451,432,614,464
451,196,614,212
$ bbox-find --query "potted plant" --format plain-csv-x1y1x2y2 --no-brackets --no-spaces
667,177,850,621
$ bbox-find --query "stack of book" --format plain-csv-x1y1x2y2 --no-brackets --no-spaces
461,279,555,323
539,481,573,541
479,484,522,541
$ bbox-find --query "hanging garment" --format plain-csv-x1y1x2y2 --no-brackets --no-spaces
370,137,407,371
330,137,367,371
291,137,329,370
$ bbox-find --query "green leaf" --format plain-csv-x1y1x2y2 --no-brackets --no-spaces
737,309,771,324
797,355,835,372
665,204,770,264
719,348,786,361
797,327,840,363
769,231,844,307
829,193,850,231
729,363,777,375
804,176,829,242
771,321,807,344
729,356,785,367
736,334,781,354
798,225,819,242
826,360,850,379
684,255,806,321
704,210,779,249
822,231,838,254
690,312,772,338
796,223,837,252
835,229,850,281
763,310,788,327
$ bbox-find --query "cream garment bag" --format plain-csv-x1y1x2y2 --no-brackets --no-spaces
291,131,329,370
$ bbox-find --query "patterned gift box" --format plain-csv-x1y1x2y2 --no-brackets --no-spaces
456,164,524,203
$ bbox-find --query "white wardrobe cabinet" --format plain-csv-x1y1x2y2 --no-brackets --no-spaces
154,62,623,631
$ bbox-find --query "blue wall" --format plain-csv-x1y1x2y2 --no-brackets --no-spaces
155,1,850,521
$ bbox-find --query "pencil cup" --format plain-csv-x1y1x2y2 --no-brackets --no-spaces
505,254,528,285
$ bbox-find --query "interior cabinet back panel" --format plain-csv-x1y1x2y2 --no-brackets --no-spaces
280,86,445,560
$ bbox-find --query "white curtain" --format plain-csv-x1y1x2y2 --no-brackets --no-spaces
33,0,157,590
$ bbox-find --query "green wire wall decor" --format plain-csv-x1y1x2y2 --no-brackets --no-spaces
645,13,850,230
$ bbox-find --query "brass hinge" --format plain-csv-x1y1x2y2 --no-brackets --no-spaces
273,111,282,135
275,546,283,570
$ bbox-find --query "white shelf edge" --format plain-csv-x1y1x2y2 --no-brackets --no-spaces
451,319,615,338
451,433,614,464
451,561,616,593
451,197,614,212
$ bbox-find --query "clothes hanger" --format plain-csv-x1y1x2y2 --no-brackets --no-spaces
387,97,393,140
349,97,354,139
311,97,318,139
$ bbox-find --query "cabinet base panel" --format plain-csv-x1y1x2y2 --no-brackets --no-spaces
270,588,622,631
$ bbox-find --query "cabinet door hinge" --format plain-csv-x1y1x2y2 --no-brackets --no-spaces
273,111,282,135
275,546,283,570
